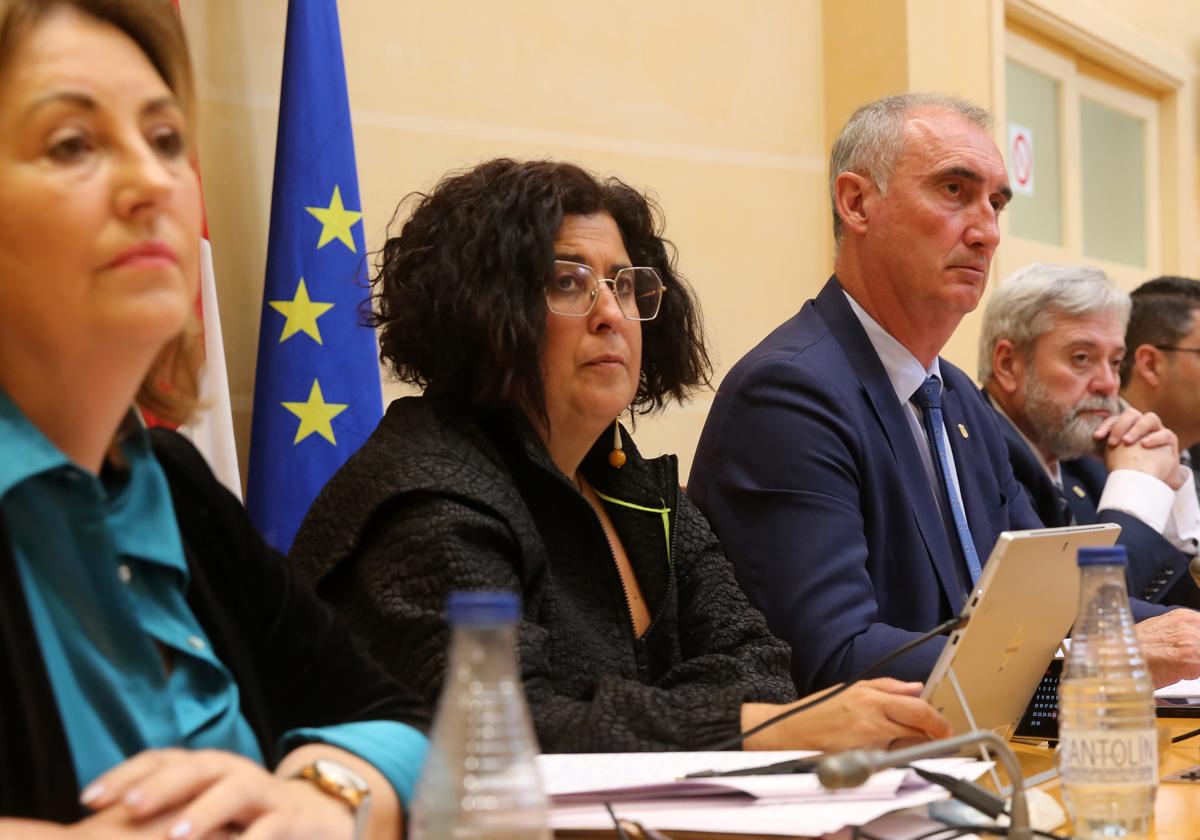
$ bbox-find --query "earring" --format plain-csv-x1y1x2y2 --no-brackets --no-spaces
608,417,626,468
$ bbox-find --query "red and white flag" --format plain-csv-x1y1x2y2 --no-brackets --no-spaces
176,219,242,500
168,0,242,499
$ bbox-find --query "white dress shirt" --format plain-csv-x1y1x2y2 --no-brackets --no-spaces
843,292,962,531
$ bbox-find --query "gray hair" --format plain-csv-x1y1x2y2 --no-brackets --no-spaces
829,93,992,242
977,263,1131,383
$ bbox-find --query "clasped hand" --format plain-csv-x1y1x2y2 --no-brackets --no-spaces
1094,407,1184,490
75,749,353,840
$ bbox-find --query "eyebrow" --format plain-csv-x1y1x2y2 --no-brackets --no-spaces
554,254,633,272
1063,338,1125,355
937,165,1014,203
22,90,96,118
142,95,181,117
22,91,180,120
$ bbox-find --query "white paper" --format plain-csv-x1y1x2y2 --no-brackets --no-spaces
540,751,993,837
1155,677,1200,698
542,749,813,796
550,787,962,837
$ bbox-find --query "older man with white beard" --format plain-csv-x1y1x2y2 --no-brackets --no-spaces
980,263,1200,607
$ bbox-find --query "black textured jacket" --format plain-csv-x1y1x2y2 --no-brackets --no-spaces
291,396,796,752
0,430,431,821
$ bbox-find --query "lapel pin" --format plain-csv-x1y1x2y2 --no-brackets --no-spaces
957,423,969,439
1072,485,1086,498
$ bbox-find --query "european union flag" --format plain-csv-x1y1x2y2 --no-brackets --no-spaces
246,0,382,552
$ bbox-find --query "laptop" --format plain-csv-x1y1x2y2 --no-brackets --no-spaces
921,523,1121,737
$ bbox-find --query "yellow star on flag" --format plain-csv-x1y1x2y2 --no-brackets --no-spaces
268,278,334,344
281,380,348,445
305,185,362,252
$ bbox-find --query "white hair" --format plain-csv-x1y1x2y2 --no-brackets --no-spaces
828,92,992,242
977,263,1131,383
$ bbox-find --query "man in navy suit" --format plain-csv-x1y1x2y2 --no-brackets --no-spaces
688,93,1200,693
978,264,1199,608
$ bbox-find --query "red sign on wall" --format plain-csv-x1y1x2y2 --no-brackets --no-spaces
1008,123,1034,196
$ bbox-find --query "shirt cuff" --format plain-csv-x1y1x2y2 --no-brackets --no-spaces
1097,469,1175,534
1166,470,1200,555
281,722,429,807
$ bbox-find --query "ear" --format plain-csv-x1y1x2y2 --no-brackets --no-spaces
833,171,875,237
1130,343,1165,388
989,338,1025,396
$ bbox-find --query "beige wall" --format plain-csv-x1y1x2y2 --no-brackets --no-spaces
1087,1,1200,67
822,0,1000,373
181,0,828,483
181,0,1199,485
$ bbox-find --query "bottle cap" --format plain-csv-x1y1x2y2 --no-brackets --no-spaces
446,590,520,625
1077,545,1128,567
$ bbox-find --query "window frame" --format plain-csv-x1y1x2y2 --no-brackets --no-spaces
1075,73,1160,284
1000,30,1161,285
992,0,1196,288
1004,32,1077,259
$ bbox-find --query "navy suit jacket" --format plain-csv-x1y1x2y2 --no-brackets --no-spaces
689,277,1167,692
992,403,1199,609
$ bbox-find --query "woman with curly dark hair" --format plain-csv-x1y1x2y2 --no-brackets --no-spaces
291,158,948,752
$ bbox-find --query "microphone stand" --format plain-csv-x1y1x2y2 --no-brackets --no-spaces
816,730,1032,840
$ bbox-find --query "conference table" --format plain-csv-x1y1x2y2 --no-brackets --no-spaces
555,719,1200,839
1007,718,1200,840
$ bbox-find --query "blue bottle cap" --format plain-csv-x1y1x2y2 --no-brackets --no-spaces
446,590,521,625
1077,545,1128,567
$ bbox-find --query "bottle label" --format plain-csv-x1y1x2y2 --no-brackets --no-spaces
1057,730,1158,784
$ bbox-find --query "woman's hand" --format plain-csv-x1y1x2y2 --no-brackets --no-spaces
80,749,354,840
741,677,951,751
1,807,207,840
1,809,182,840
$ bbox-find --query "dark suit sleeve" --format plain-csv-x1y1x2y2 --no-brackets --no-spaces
1060,457,1191,603
1099,512,1181,599
690,354,942,691
996,426,1174,617
317,490,792,752
970,399,1169,619
989,457,1168,620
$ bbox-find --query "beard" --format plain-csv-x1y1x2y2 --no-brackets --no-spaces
1022,372,1120,461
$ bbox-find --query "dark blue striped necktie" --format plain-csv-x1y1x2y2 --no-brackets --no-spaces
911,375,982,584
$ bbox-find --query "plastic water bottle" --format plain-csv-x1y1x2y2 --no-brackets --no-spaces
1057,545,1157,839
409,591,552,840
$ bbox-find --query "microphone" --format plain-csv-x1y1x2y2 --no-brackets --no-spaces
817,730,1032,840
816,748,886,789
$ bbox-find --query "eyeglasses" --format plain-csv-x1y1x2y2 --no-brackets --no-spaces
1153,345,1200,355
545,260,666,321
